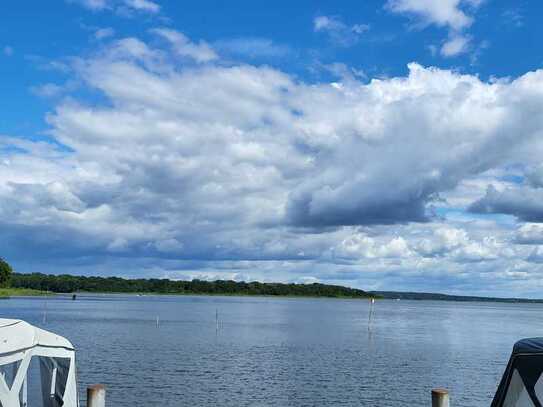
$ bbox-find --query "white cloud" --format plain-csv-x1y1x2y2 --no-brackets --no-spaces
387,0,474,30
452,237,501,262
151,28,217,63
515,224,543,244
313,15,370,47
387,0,483,58
30,83,65,98
416,227,469,256
94,28,115,40
338,233,413,259
318,62,367,82
441,34,471,57
70,0,160,14
71,0,109,11
5,34,543,294
527,246,543,263
123,0,159,13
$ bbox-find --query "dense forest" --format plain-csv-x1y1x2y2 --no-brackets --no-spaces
11,273,376,299
0,258,12,288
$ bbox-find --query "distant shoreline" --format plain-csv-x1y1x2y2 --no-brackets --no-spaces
4,288,543,304
10,272,377,300
71,291,543,304
7,272,543,304
65,291,377,300
371,290,543,304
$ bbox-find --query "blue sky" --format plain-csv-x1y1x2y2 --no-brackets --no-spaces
2,0,543,297
2,0,540,137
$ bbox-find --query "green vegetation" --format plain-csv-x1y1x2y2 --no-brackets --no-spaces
11,272,376,299
0,258,12,288
0,287,48,298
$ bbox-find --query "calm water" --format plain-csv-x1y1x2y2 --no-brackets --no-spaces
1,294,541,406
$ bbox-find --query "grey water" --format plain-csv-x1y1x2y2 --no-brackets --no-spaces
1,294,540,407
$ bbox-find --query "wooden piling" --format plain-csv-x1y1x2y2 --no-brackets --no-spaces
432,388,449,407
87,384,106,407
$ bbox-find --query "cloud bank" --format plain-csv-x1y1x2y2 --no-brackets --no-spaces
5,29,543,296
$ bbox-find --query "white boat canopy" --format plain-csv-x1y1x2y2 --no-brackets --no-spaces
0,319,79,407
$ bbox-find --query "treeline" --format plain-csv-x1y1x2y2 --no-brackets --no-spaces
11,273,375,299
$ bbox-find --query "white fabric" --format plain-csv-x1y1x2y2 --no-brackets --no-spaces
535,372,543,404
0,319,78,407
0,319,73,356
503,369,535,407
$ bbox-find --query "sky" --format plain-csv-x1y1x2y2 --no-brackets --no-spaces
1,0,543,297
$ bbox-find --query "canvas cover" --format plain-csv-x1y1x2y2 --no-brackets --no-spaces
0,319,78,407
492,338,543,407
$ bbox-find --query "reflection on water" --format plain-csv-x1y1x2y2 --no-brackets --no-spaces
1,294,540,406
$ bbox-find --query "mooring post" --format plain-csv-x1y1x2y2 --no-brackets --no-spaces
432,388,449,407
87,384,106,407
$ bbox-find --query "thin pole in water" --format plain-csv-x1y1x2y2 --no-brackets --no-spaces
216,308,219,332
367,297,375,331
43,290,48,324
156,315,160,328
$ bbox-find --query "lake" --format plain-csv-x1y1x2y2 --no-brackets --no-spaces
1,294,540,406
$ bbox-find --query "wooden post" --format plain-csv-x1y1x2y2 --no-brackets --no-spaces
432,388,449,407
87,384,106,407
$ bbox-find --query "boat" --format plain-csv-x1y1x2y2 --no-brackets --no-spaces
492,337,543,406
0,319,79,407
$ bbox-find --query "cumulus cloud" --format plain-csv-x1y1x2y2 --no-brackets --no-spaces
386,0,474,30
123,0,159,13
411,226,508,263
470,185,543,222
313,15,370,47
151,28,217,63
441,34,471,57
70,0,160,14
515,223,543,244
386,0,482,58
415,227,469,257
5,32,543,294
337,233,413,259
527,247,543,263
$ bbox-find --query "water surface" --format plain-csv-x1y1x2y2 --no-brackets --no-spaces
2,294,540,406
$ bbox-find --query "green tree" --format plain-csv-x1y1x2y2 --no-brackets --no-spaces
0,258,12,288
